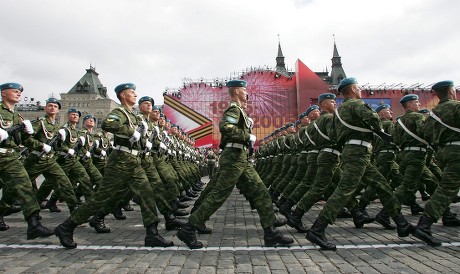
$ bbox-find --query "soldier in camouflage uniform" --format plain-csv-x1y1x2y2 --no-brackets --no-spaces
0,82,53,239
305,78,414,251
91,130,111,175
392,94,439,215
415,80,460,246
177,79,293,249
54,83,173,249
79,114,104,191
23,98,79,213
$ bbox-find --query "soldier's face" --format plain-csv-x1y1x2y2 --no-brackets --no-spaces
407,100,420,112
150,110,160,121
159,118,165,127
139,101,152,114
68,112,80,123
85,118,95,128
352,85,362,99
321,99,336,113
379,108,393,120
287,126,296,133
121,89,137,106
308,109,321,121
2,88,22,104
236,87,248,104
45,103,60,116
300,116,310,125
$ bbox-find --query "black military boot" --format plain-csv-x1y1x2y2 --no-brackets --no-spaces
197,224,212,234
275,196,287,209
442,207,460,227
172,201,189,217
0,215,9,231
177,221,203,249
270,190,281,204
420,189,430,201
45,196,61,213
410,203,424,216
274,217,287,227
305,218,337,251
112,206,126,220
263,226,294,247
176,201,190,209
26,212,54,240
287,208,308,233
186,189,199,198
375,209,396,230
122,202,134,211
3,204,22,216
145,222,174,247
351,207,375,229
165,214,186,231
392,213,415,237
54,218,78,249
414,215,442,246
279,199,295,218
89,211,111,233
336,207,352,218
179,192,193,202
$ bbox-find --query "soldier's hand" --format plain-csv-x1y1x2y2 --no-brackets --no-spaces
129,131,141,143
145,140,152,150
85,151,91,158
58,129,67,141
0,128,8,142
101,150,107,156
67,148,75,156
94,140,100,148
159,142,167,151
42,144,52,154
249,134,257,143
22,120,34,134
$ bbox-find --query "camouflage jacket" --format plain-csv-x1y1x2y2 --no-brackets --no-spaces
424,99,460,145
102,105,142,150
219,101,251,148
393,110,427,149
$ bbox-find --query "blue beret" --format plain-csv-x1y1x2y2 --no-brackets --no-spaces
138,96,154,105
305,105,320,116
432,80,454,91
0,82,23,92
115,83,136,94
152,105,162,112
337,77,358,92
166,119,171,123
286,123,295,128
375,104,391,113
67,108,81,117
83,114,96,123
295,120,301,126
159,113,165,118
171,124,179,128
400,94,419,104
226,80,247,88
318,93,336,102
46,97,61,109
299,112,307,119
419,109,431,114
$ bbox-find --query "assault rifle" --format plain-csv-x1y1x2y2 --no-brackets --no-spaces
4,119,40,145
64,137,84,159
37,134,60,158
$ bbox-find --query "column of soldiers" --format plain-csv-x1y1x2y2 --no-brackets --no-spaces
255,78,460,249
0,82,206,248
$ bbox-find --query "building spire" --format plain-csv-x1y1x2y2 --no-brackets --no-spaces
275,35,287,72
330,35,346,85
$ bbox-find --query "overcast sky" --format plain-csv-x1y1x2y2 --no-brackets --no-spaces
1,0,458,105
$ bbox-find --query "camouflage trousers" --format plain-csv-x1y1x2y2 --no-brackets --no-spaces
289,152,318,203
270,154,292,190
70,150,159,227
394,150,439,206
0,154,40,219
24,154,78,210
281,153,308,199
153,154,180,204
318,145,401,225
424,146,460,222
274,154,298,194
297,150,342,213
80,158,103,192
263,155,284,187
189,148,276,229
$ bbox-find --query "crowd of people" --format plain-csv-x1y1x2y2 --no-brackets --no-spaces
1,77,459,251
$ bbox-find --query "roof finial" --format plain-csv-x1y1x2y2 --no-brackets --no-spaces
333,33,336,44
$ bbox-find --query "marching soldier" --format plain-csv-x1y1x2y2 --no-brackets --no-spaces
54,83,173,249
177,79,293,249
0,82,53,239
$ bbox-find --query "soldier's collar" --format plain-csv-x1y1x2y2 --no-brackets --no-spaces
0,101,14,113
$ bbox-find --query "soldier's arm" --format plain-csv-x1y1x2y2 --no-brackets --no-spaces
101,109,132,136
219,106,250,143
23,120,49,151
359,103,383,132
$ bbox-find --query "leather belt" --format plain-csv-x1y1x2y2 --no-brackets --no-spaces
225,143,247,150
321,148,341,156
114,145,139,156
444,141,460,146
31,150,54,158
300,150,308,154
307,149,319,154
0,148,12,154
379,149,395,154
403,146,426,152
345,139,372,149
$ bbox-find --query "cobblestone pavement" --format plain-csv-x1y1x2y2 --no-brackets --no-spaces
1,177,460,273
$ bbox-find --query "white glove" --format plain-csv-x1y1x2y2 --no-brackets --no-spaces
101,150,107,156
67,148,75,156
79,136,86,146
160,142,167,151
94,140,100,148
110,141,114,146
23,120,34,134
58,129,66,141
249,134,257,142
42,144,52,154
0,128,8,142
85,151,91,158
145,140,152,150
129,131,141,143
139,121,148,136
